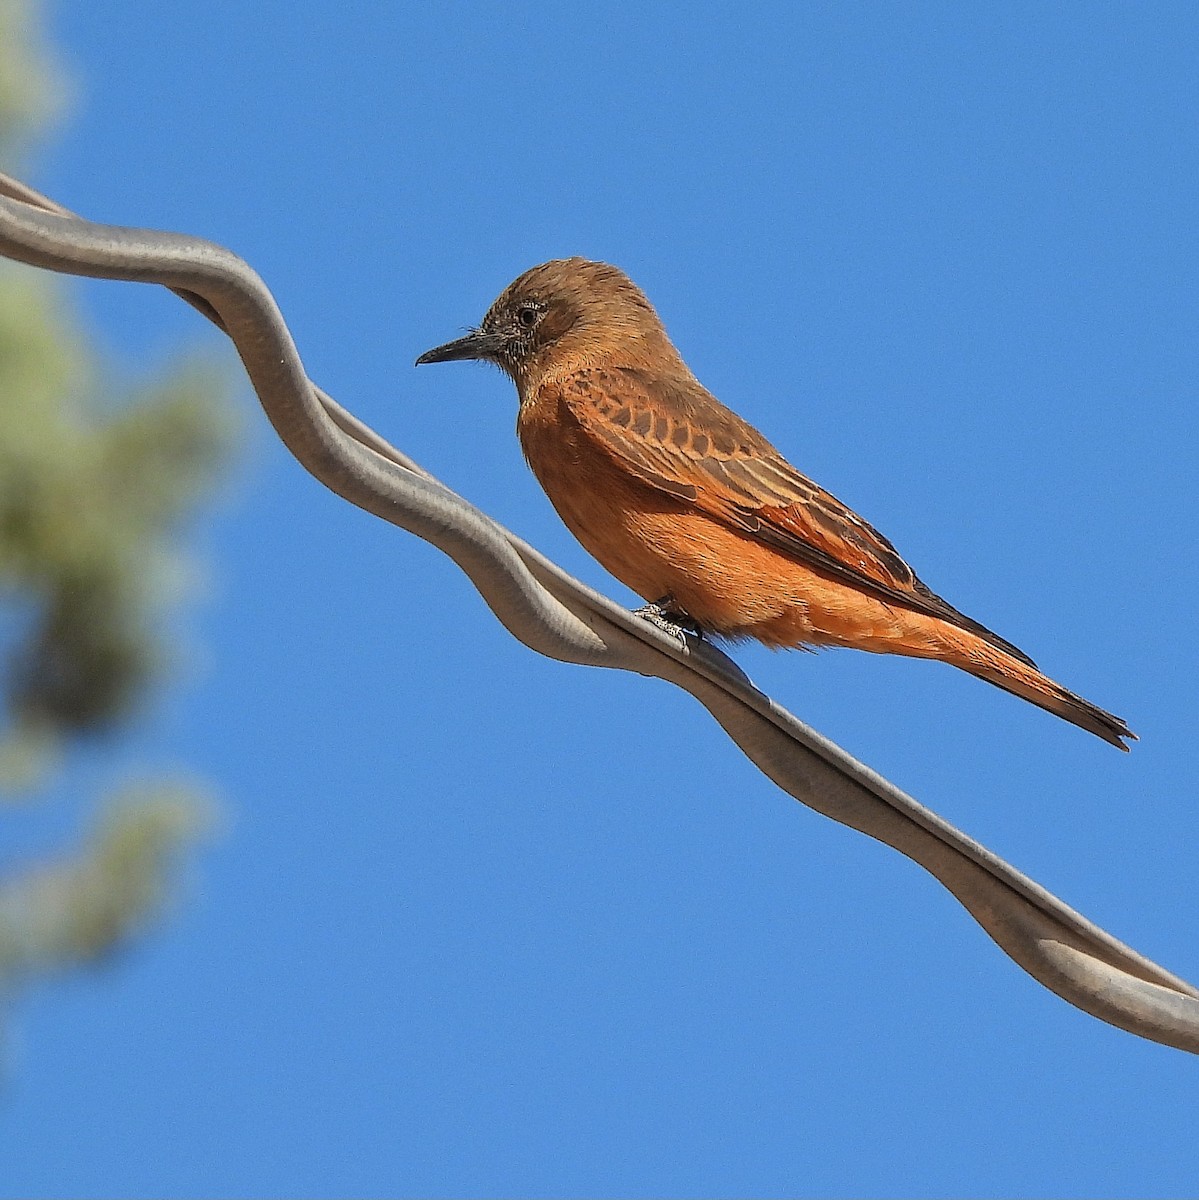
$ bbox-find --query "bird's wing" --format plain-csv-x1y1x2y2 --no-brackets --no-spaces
552,366,1035,666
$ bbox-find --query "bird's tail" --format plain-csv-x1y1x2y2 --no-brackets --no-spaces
944,633,1135,751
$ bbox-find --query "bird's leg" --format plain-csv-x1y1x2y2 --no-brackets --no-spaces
631,595,705,642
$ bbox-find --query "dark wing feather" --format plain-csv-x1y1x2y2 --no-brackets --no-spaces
553,366,1035,667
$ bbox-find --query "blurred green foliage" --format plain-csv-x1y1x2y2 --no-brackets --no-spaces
0,0,234,997
0,0,63,154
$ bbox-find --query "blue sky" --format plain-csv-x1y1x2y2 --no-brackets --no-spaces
4,2,1198,1196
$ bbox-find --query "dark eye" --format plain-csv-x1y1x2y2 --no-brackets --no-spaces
517,304,540,328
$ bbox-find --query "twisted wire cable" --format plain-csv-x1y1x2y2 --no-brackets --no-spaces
2,174,1194,1053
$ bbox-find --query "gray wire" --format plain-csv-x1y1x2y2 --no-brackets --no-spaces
2,174,1195,1053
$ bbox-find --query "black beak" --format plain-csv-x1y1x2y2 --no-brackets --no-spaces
414,329,505,366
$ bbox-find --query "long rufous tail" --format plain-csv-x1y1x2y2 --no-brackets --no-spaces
949,636,1135,751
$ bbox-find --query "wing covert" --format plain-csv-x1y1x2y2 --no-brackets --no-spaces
548,366,1035,667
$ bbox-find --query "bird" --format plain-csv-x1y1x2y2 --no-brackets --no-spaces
416,258,1134,750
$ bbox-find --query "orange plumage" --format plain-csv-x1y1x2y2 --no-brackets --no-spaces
417,258,1134,750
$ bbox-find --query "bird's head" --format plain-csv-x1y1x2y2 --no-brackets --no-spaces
415,257,674,390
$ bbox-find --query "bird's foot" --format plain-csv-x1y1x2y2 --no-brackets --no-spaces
632,596,704,643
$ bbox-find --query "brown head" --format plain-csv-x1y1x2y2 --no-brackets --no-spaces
415,257,684,394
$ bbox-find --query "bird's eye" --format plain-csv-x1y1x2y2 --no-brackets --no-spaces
517,304,540,329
